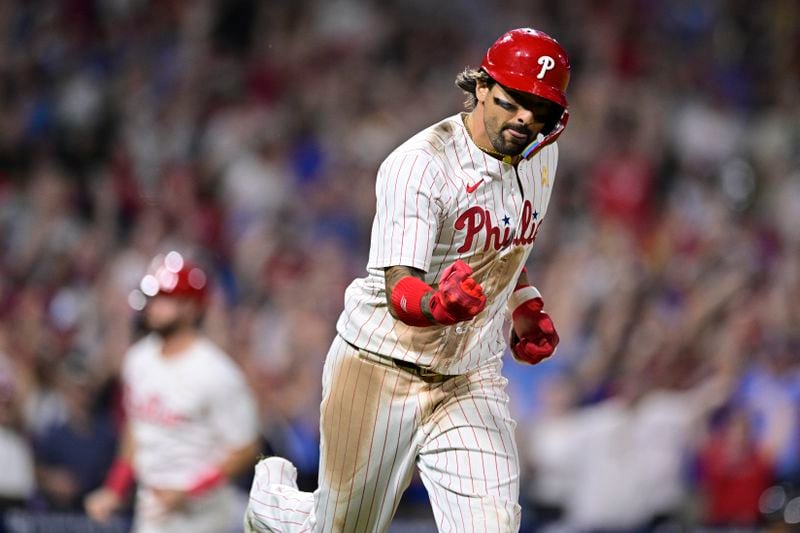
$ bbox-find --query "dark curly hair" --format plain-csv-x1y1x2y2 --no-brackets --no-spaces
454,68,496,110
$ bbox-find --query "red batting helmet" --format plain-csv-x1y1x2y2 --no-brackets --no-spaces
138,251,208,303
481,28,571,158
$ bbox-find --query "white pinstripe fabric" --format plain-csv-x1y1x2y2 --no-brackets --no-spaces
245,457,313,532
247,336,520,532
337,114,558,375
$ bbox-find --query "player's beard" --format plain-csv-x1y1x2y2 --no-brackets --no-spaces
147,317,183,339
485,119,532,156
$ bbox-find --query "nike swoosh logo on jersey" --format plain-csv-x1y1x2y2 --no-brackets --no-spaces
465,179,484,193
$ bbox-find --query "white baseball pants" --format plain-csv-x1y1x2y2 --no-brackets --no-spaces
246,335,521,532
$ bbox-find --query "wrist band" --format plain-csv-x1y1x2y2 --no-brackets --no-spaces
105,459,135,499
187,467,225,497
507,286,542,312
390,276,435,326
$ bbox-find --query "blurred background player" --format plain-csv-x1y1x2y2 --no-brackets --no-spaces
84,251,260,533
245,28,567,532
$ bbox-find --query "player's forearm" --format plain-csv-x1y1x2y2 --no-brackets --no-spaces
184,440,260,498
514,266,530,291
117,426,135,463
508,267,542,311
385,262,486,326
102,426,136,498
384,266,435,322
218,440,261,480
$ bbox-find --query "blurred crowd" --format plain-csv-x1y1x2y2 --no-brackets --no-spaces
0,0,798,531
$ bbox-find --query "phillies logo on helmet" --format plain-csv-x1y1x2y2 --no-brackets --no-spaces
536,56,555,79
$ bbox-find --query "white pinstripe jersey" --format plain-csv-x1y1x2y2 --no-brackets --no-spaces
123,334,259,490
336,113,559,375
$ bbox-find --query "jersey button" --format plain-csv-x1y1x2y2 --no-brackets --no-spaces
455,325,466,334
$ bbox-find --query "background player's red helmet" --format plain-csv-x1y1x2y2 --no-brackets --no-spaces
139,251,208,303
481,28,571,158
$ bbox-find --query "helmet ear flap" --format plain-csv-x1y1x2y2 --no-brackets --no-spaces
522,109,569,160
540,104,565,135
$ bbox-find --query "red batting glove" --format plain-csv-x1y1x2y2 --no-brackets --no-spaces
510,297,559,364
429,260,487,325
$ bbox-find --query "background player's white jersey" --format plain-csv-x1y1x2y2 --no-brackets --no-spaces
337,114,559,375
122,334,259,490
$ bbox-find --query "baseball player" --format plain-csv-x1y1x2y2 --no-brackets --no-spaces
85,252,261,533
246,28,569,532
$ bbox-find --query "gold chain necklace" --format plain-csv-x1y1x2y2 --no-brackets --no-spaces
463,114,518,165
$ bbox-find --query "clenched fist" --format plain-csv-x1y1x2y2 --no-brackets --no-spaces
428,260,487,324
510,296,559,364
